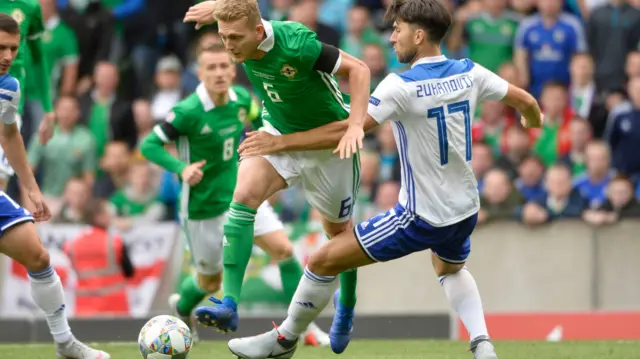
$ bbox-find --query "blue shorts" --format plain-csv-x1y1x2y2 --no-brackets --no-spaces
0,192,33,238
354,203,477,263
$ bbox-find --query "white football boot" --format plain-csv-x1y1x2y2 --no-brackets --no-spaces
228,324,298,359
168,293,200,343
472,339,499,359
56,337,111,359
301,322,330,347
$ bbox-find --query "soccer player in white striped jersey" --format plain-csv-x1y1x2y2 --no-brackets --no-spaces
228,0,543,358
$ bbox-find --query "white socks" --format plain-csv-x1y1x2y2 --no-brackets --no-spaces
439,267,489,341
279,267,337,340
29,266,73,344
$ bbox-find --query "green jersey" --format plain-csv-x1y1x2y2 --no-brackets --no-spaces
24,17,79,101
145,85,259,220
464,11,520,73
0,0,44,95
242,21,349,134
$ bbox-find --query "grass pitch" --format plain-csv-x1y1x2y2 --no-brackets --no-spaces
3,340,639,359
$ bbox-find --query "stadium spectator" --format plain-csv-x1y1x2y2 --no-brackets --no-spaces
606,76,640,178
375,122,400,183
472,142,495,192
472,100,515,156
582,175,640,226
587,0,640,93
559,117,592,176
568,53,609,137
448,0,520,73
626,51,640,79
94,140,131,198
288,0,340,47
341,6,382,59
374,181,400,214
58,0,114,88
478,168,524,224
109,159,165,231
515,155,546,201
573,141,613,208
521,164,586,225
132,99,155,145
510,0,537,16
150,55,185,123
64,197,134,316
52,178,92,224
515,0,586,98
495,125,532,179
78,62,137,157
498,61,523,89
531,82,573,166
361,43,388,91
27,96,96,199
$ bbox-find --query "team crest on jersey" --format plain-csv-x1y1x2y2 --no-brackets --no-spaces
553,29,565,43
500,24,513,36
42,31,52,43
166,111,176,123
280,64,297,79
238,108,247,123
11,9,24,24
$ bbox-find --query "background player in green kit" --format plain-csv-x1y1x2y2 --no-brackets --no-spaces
140,43,329,346
0,0,55,143
184,0,371,353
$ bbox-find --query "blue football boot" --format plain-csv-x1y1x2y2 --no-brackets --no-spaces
194,296,238,333
329,289,354,354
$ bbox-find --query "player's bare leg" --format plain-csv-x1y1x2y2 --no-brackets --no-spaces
169,271,220,343
254,230,330,347
321,218,359,353
228,230,372,359
0,222,110,359
432,254,497,359
195,156,286,332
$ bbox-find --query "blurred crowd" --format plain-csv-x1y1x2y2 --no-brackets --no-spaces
9,0,640,234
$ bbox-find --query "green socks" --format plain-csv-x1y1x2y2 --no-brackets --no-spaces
222,202,257,303
339,268,358,308
278,256,304,302
176,275,207,316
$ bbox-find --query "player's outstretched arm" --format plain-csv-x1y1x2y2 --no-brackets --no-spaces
501,84,543,128
140,131,188,175
1,122,38,193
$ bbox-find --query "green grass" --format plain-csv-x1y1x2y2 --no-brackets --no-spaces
3,340,640,359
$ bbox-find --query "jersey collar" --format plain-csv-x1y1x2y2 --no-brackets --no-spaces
196,83,239,111
411,55,447,68
257,19,275,52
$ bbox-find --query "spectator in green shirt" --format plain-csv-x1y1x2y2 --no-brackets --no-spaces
27,96,97,200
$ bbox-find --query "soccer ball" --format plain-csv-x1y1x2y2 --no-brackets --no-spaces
138,315,193,359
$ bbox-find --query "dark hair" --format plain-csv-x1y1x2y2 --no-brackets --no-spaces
0,14,19,35
384,0,452,43
541,80,568,93
81,198,108,226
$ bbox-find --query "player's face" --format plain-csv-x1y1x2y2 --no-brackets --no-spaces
0,32,19,74
218,18,264,63
389,20,418,64
198,51,236,95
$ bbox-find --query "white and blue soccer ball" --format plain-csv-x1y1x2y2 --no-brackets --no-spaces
138,315,193,359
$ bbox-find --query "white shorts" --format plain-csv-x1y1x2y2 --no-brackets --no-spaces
183,201,284,275
260,121,360,223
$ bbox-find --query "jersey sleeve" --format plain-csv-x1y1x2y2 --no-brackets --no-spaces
367,74,406,124
28,3,46,39
153,106,189,143
473,63,509,101
0,77,21,125
60,26,80,64
294,25,341,75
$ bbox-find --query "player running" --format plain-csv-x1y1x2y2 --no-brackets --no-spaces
0,0,56,190
140,42,329,347
183,0,371,351
228,0,543,358
0,14,109,359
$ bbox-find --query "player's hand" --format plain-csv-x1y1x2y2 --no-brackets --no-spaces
27,190,51,222
184,1,217,30
520,113,544,129
38,112,56,145
333,124,364,159
238,131,284,157
181,160,206,186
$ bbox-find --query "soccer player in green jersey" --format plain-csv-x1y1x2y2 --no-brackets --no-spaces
0,0,55,142
140,42,329,346
184,0,371,352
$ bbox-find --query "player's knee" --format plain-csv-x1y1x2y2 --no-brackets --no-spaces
268,241,294,261
25,247,51,273
307,248,340,277
231,187,264,209
197,273,222,294
323,219,351,238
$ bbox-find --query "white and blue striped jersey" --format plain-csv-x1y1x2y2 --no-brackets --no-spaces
0,74,21,177
367,55,508,227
